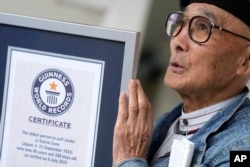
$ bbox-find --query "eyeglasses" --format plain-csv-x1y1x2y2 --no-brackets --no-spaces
165,12,250,43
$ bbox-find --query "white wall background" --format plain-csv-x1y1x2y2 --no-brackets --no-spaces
0,0,151,34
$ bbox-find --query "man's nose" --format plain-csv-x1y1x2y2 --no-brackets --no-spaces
171,25,190,53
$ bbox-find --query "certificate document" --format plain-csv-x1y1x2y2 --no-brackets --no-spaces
0,47,105,167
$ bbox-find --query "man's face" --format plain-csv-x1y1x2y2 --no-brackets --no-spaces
164,3,249,98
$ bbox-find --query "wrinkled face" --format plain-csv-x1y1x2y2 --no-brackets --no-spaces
164,3,250,97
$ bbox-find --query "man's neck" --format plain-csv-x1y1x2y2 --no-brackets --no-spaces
180,87,245,113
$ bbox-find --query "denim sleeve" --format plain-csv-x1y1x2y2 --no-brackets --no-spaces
113,158,148,167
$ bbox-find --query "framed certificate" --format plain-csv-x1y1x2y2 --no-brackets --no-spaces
0,12,140,167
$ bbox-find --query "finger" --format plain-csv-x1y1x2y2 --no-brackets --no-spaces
115,92,128,126
127,79,139,123
136,79,152,121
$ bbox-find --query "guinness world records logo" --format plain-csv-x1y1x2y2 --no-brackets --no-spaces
32,69,74,116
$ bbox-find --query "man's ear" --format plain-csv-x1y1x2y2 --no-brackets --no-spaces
237,46,250,76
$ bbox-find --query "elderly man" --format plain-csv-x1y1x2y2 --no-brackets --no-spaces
113,0,250,166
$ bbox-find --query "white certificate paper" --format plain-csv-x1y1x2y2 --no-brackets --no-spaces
0,47,105,167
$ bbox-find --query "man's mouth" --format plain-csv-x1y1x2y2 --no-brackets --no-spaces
169,61,186,73
171,62,182,68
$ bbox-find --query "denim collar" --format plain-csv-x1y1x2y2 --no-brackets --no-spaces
188,88,249,159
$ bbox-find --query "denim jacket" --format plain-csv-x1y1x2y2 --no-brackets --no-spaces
116,89,250,167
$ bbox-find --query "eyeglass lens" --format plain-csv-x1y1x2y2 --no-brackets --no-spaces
166,13,183,37
166,13,212,43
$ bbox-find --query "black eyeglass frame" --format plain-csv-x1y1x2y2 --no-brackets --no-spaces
165,12,250,43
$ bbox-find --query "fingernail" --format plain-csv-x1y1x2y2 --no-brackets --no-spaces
135,79,141,86
130,79,136,88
